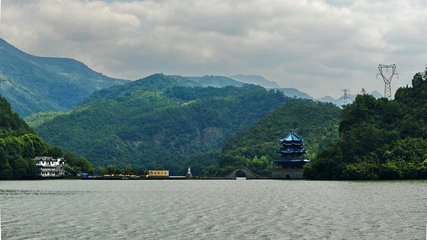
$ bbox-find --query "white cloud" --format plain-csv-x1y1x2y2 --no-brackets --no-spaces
0,0,426,98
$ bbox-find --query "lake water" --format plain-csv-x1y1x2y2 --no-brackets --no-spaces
0,180,426,240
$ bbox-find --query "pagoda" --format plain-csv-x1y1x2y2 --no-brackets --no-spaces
272,132,310,179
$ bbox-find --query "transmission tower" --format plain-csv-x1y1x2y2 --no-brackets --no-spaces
377,64,398,99
339,89,352,105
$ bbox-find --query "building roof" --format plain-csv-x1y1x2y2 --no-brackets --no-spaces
280,132,303,143
33,156,65,162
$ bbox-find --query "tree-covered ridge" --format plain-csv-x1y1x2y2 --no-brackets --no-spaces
0,96,34,137
305,72,427,180
0,96,93,179
34,76,289,175
204,100,341,176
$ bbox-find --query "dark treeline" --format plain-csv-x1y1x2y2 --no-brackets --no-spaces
305,72,427,179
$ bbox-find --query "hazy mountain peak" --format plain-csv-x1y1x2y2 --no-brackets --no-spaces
229,74,280,88
186,75,245,88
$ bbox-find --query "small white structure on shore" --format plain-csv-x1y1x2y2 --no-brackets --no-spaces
33,156,66,178
186,167,192,178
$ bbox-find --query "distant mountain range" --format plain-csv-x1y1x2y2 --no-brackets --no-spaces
0,38,126,116
230,74,384,104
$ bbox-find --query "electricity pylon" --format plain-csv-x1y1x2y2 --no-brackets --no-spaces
339,89,352,105
377,64,398,99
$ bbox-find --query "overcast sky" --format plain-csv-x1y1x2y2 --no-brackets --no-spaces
0,0,426,98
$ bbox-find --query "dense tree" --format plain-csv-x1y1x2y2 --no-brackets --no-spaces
306,71,427,180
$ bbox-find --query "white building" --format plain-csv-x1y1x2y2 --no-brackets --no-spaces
33,156,66,178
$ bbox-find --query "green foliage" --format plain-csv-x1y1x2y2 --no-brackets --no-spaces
306,72,427,179
0,96,47,179
35,75,289,175
64,152,94,175
0,95,90,179
209,100,341,176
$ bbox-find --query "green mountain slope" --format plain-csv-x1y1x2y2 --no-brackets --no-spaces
205,100,341,176
0,38,126,116
305,72,427,180
34,74,289,174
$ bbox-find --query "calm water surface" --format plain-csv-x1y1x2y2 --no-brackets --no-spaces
0,180,426,240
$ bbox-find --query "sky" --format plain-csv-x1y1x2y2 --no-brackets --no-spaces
0,0,427,98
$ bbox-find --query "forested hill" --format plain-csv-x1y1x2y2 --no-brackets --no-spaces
0,95,49,179
0,38,125,116
305,72,427,180
34,75,289,174
204,100,341,176
0,96,93,179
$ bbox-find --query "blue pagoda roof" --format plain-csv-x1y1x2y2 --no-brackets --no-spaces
280,132,303,143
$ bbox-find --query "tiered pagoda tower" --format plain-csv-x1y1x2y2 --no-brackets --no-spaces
272,132,310,179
